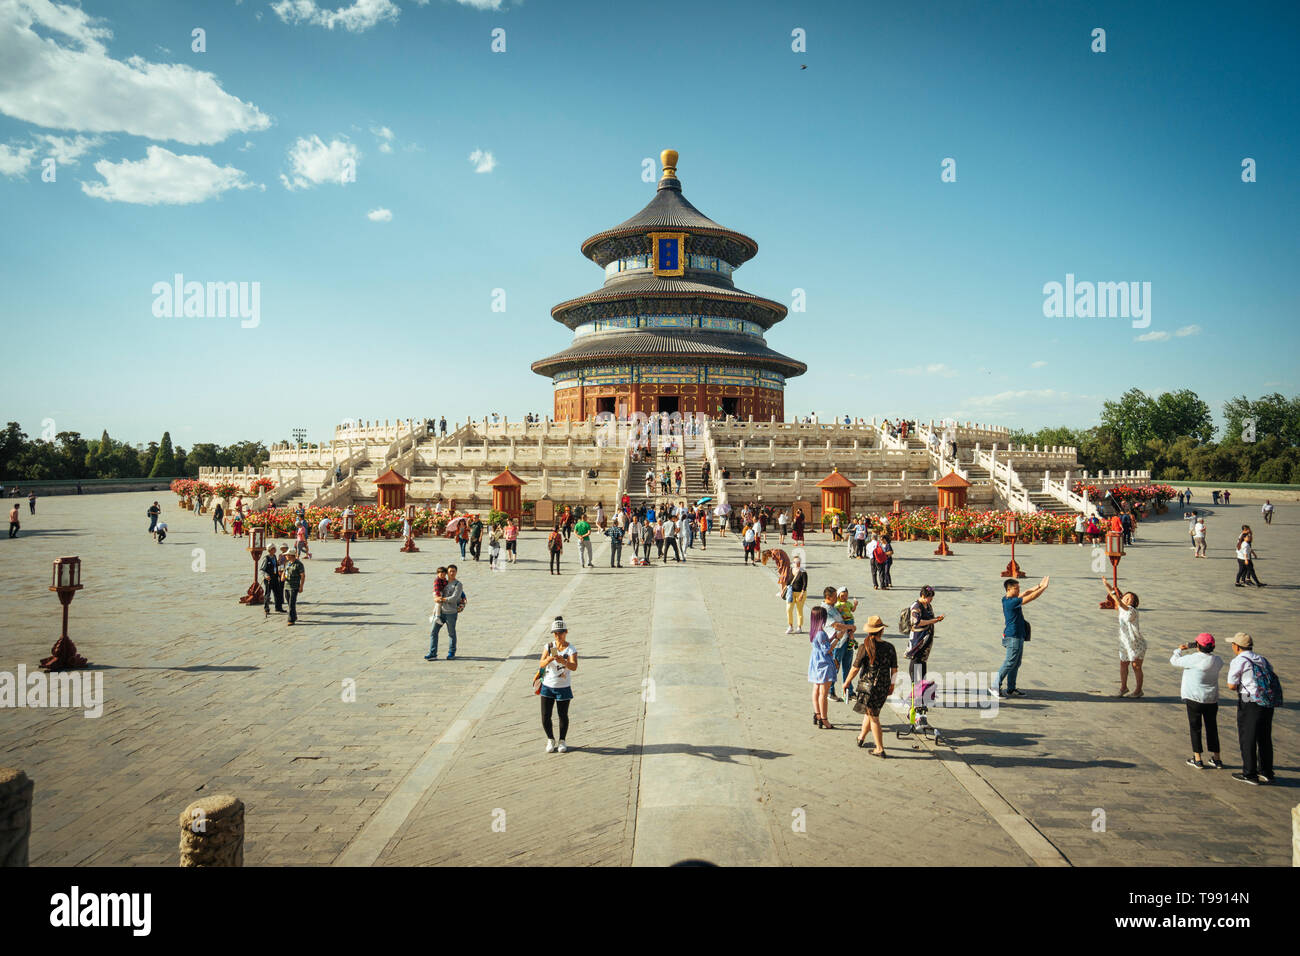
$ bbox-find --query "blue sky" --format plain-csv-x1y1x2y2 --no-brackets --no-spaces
1,0,1297,447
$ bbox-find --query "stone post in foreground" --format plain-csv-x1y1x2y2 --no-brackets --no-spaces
179,794,244,867
0,768,33,866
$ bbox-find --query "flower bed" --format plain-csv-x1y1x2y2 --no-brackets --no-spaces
248,477,275,495
856,507,1077,542
1071,482,1176,507
242,505,470,538
170,478,215,508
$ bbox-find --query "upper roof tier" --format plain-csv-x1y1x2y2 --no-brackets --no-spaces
580,150,760,268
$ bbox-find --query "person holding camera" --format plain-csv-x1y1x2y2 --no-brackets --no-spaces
1171,633,1224,769
993,576,1049,699
539,617,578,753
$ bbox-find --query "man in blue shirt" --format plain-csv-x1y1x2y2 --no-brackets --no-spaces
994,575,1050,699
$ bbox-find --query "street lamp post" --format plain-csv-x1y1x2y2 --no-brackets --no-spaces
239,528,266,605
40,556,88,671
400,502,420,553
1099,529,1125,609
1001,514,1026,578
934,506,953,556
335,512,360,574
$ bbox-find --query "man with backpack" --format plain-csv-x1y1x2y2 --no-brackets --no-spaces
547,524,564,575
1226,632,1280,784
282,552,306,625
604,521,624,567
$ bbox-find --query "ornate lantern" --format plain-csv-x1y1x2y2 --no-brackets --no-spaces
41,556,88,671
934,506,953,556
400,502,420,553
1001,514,1025,578
336,511,359,574
1099,529,1126,608
239,528,267,606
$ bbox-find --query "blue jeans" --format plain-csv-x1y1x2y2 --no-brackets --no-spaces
997,636,1025,691
459,539,467,558
831,640,854,693
429,610,459,658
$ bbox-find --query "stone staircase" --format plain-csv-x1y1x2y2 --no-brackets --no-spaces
624,435,709,507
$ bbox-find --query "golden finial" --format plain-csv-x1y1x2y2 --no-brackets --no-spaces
660,149,678,179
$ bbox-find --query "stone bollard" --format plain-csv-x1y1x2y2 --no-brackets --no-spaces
0,768,33,866
1294,804,1300,867
179,794,244,867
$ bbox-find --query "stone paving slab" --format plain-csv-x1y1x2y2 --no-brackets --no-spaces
0,492,1295,866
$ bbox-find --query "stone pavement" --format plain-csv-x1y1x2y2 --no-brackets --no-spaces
0,493,1294,865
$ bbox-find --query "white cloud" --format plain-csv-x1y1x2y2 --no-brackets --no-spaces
457,0,502,8
371,125,394,153
367,207,392,221
893,362,957,378
271,0,400,31
1175,324,1201,337
1030,360,1047,369
0,0,271,145
1135,331,1171,342
469,148,496,173
35,134,102,165
0,142,36,177
81,146,256,205
280,135,358,190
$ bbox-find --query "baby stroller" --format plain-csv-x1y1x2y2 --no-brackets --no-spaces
897,677,942,745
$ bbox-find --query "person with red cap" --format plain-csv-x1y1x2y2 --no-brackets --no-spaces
1171,633,1225,769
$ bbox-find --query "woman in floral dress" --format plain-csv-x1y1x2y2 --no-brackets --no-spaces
843,616,896,756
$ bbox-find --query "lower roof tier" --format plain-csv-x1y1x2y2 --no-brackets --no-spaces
530,329,807,379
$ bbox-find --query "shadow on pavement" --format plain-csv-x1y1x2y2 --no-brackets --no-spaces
576,743,791,762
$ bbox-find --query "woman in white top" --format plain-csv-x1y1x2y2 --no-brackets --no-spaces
1171,633,1224,768
538,617,577,753
1103,581,1146,697
1235,527,1264,586
778,510,788,544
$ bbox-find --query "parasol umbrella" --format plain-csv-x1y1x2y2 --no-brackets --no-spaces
444,515,468,537
697,496,713,504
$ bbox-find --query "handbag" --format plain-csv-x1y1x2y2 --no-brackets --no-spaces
784,584,794,602
533,642,550,695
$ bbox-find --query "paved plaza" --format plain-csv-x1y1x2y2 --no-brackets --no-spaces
0,492,1295,866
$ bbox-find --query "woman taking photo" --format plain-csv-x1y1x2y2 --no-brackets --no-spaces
807,606,837,729
538,617,577,753
1170,633,1224,769
843,615,896,756
785,555,809,634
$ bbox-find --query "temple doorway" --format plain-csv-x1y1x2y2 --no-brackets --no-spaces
656,396,679,415
719,397,739,418
596,396,616,415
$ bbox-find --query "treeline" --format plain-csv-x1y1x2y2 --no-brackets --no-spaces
1009,390,1300,484
0,422,269,481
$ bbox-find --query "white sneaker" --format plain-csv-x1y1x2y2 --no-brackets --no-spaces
557,740,568,753
545,739,556,753
785,626,794,634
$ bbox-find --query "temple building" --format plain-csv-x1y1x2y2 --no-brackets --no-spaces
532,150,805,421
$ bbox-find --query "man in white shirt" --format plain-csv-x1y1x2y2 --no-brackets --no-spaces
1225,633,1276,784
661,516,680,562
1261,500,1274,525
865,534,882,589
1192,518,1206,557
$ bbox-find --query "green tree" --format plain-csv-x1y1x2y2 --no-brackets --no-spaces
1100,388,1156,458
0,422,28,478
1151,389,1213,443
148,433,176,477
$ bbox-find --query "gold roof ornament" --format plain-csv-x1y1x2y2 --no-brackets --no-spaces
660,149,678,180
